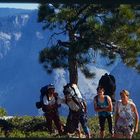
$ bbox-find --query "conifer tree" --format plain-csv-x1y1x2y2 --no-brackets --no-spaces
38,2,140,84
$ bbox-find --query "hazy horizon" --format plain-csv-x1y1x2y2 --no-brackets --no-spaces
0,3,39,10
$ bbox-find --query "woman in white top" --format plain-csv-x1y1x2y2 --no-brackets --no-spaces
114,89,139,139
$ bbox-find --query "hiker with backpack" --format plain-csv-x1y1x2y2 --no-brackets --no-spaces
98,73,116,108
114,89,139,139
62,83,91,138
36,84,63,136
93,86,114,138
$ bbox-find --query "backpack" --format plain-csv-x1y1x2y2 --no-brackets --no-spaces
63,83,86,112
98,73,116,102
40,85,48,102
36,85,60,110
35,85,48,109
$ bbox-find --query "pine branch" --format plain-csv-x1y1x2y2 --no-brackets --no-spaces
46,30,67,47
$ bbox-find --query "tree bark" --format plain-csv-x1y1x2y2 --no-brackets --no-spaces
68,52,78,84
68,29,78,84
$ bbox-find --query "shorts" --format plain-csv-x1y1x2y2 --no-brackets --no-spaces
114,124,134,137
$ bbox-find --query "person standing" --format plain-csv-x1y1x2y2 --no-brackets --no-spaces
114,89,139,139
93,86,113,138
41,84,63,136
62,83,91,138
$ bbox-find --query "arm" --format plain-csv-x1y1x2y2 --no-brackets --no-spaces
93,96,100,112
57,96,66,104
114,112,119,126
103,96,113,112
114,101,119,126
94,96,113,112
42,102,58,111
131,103,139,133
83,100,87,113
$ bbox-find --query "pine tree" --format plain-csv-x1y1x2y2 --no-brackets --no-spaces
38,2,140,84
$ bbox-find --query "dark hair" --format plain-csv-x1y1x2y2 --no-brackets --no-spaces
96,86,105,92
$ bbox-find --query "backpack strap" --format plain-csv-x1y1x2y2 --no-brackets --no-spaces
104,95,109,105
115,100,121,114
70,85,78,96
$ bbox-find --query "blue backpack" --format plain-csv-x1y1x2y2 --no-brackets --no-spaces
36,84,59,109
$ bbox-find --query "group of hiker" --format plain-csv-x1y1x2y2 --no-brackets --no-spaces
36,73,139,139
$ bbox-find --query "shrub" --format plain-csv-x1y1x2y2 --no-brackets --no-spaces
0,107,7,117
27,131,51,138
0,115,139,138
7,129,26,138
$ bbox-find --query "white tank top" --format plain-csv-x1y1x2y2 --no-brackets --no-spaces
117,100,134,126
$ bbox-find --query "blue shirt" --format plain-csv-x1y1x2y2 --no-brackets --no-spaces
97,95,112,117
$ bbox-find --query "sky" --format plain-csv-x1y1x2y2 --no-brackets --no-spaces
0,3,39,10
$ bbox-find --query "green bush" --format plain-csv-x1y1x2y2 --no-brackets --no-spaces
7,129,26,138
0,128,6,137
7,116,47,132
0,108,7,117
0,115,139,138
27,131,51,138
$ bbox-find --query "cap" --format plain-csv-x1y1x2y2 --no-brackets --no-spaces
47,84,55,90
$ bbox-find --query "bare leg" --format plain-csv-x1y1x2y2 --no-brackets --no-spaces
114,133,125,138
76,129,81,138
100,130,105,138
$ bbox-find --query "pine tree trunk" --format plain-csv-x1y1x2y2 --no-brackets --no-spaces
68,52,78,84
68,30,78,84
